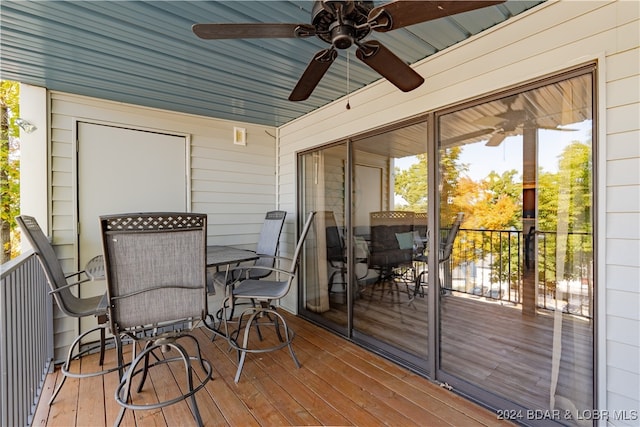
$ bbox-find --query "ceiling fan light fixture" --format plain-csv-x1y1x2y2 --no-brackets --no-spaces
329,20,356,49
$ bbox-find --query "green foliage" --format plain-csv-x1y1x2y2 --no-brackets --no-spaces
394,153,428,211
537,141,593,283
394,137,593,288
1,80,21,261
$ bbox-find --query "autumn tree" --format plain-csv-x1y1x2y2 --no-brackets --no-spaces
454,169,522,285
1,81,20,263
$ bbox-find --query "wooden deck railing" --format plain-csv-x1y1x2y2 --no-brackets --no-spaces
0,251,53,427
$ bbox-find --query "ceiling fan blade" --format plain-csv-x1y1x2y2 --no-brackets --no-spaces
441,128,496,147
486,132,507,147
356,41,424,92
289,49,338,102
537,125,579,131
369,1,505,32
475,115,506,127
192,23,314,39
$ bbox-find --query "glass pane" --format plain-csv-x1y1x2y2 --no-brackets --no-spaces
352,121,429,363
299,143,349,327
438,73,594,419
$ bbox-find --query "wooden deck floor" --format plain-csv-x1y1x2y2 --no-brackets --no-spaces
34,311,511,427
323,285,593,414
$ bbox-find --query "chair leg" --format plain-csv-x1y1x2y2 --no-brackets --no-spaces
115,337,212,427
50,324,119,405
99,326,106,366
48,373,67,405
135,341,154,393
233,307,300,383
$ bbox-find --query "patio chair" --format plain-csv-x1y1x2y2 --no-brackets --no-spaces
354,235,380,295
413,211,429,259
368,211,415,297
208,210,286,293
100,212,212,426
224,211,315,383
324,211,347,301
16,215,119,405
413,212,464,297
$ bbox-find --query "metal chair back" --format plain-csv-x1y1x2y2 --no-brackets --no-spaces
252,210,287,274
100,213,208,331
440,212,464,262
16,215,102,317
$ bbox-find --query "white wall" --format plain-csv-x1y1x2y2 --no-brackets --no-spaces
19,84,48,236
278,0,639,421
25,91,277,360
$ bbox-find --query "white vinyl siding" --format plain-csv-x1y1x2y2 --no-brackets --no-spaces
278,0,639,421
47,92,277,361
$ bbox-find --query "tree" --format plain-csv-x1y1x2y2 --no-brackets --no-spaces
537,141,592,284
1,80,20,263
439,146,467,223
454,169,522,285
394,154,428,211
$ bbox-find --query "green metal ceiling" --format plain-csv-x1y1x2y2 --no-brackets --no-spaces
0,1,543,126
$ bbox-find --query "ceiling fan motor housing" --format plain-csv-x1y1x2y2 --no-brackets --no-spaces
312,0,374,48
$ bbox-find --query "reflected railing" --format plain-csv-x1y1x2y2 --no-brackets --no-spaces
438,228,593,319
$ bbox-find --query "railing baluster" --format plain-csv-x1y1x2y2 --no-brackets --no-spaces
445,227,592,319
1,251,53,427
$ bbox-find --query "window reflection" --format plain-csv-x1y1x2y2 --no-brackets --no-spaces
438,73,594,419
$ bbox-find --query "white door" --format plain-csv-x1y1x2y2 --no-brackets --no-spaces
77,122,188,299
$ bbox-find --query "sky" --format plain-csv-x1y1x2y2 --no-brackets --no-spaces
458,120,592,181
393,120,592,206
394,120,592,181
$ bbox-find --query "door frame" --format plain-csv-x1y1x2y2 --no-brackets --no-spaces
72,117,191,288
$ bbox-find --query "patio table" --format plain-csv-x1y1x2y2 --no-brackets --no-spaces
205,245,259,338
84,246,258,281
206,245,258,269
84,255,106,281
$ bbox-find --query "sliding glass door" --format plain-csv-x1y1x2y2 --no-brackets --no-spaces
351,121,429,369
436,68,594,420
299,143,349,332
297,65,596,424
297,122,431,369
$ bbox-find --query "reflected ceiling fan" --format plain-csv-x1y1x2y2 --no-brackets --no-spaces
192,0,505,101
475,99,577,147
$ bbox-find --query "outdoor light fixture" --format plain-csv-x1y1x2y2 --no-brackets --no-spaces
15,118,37,134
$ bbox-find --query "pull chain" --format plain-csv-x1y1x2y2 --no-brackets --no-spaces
346,50,351,110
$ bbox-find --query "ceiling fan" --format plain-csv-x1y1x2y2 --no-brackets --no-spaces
192,1,505,101
475,99,577,147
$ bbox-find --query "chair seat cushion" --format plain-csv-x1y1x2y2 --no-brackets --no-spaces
209,267,272,294
232,279,288,300
68,293,108,317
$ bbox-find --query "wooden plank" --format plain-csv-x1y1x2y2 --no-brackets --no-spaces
192,330,261,426
186,328,286,427
31,367,56,427
35,311,523,427
239,323,353,425
292,314,488,425
102,340,136,426
46,358,80,427
76,352,106,426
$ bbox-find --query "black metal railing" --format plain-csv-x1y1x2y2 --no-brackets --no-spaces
439,228,593,319
1,251,53,427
